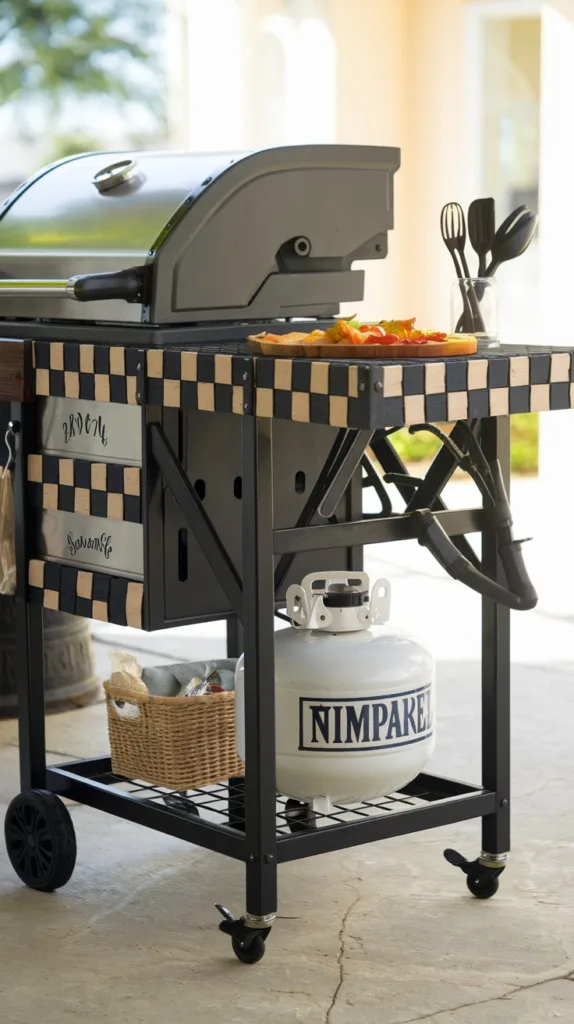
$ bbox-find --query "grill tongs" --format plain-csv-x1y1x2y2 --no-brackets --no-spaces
411,422,537,611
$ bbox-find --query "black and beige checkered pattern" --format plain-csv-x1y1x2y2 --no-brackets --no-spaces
254,348,574,428
28,559,144,628
27,454,141,523
146,349,252,413
369,348,574,429
32,340,574,427
34,342,140,404
254,357,370,427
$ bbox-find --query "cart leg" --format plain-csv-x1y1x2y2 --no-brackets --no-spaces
242,417,277,923
226,617,246,830
11,401,47,791
444,416,510,899
218,418,277,964
480,415,511,864
226,615,243,658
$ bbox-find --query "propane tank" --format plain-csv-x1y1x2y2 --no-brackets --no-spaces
235,571,435,806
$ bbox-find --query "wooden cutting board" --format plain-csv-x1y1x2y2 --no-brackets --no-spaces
248,337,478,359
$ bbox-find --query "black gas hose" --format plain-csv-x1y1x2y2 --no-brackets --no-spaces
415,509,537,610
409,422,537,611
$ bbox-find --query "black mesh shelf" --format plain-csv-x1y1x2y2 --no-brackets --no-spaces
46,758,496,863
78,773,437,834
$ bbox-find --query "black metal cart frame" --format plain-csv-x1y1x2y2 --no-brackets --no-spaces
11,384,511,928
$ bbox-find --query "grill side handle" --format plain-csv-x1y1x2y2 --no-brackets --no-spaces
0,265,148,303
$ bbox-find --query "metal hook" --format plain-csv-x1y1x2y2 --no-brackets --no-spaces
4,427,14,473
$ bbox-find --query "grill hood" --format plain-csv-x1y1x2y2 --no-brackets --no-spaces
0,144,400,326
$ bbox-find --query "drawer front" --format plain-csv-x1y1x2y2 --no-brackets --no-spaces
39,397,142,465
38,509,143,579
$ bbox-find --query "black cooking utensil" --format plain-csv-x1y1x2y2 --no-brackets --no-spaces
455,203,536,332
485,207,538,276
468,198,495,277
441,202,483,333
441,203,475,332
495,203,527,237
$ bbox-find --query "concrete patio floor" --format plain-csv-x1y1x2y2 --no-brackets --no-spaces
1,474,573,1023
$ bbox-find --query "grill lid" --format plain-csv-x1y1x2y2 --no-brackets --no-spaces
0,144,400,326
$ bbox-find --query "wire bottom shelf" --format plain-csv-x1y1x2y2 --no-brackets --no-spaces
78,772,443,835
46,757,496,862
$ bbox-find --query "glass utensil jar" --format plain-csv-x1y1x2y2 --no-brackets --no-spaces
451,278,499,347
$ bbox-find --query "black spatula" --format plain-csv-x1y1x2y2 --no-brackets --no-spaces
468,198,495,277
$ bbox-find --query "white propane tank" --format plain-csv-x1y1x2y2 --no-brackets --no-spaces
235,571,435,806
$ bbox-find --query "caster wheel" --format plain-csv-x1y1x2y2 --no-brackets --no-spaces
466,871,500,900
444,848,504,900
4,790,76,892
163,794,200,816
231,934,266,965
216,904,271,965
284,798,317,834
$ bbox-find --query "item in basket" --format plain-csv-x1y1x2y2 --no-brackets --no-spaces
182,676,210,697
140,659,236,697
109,651,148,695
177,661,235,696
180,674,225,697
141,665,182,697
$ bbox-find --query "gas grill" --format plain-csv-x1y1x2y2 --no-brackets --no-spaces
1,143,571,965
0,145,399,336
0,145,401,620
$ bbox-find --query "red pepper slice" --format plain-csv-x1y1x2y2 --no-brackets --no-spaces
361,332,400,345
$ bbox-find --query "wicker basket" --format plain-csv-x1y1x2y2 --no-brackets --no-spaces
104,679,244,790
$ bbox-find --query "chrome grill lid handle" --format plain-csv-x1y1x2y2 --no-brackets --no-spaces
92,159,139,192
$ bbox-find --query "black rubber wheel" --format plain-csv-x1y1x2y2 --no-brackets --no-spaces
4,790,76,892
231,934,266,965
466,871,500,900
284,798,317,834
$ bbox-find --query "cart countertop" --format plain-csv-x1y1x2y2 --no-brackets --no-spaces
7,338,574,428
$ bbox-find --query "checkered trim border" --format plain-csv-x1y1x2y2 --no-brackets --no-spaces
32,343,253,413
146,349,252,413
28,559,144,629
254,349,574,427
370,350,574,428
254,357,370,426
34,342,140,405
27,455,141,523
31,342,574,425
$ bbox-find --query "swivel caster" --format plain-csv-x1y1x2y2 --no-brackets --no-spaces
284,798,317,834
4,790,77,892
216,904,272,965
444,848,505,900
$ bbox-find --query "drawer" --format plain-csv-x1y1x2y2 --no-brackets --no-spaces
39,397,142,465
38,509,143,579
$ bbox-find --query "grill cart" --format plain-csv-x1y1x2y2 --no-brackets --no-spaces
0,145,569,964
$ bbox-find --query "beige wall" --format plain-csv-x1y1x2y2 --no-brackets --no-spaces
403,0,468,329
332,0,468,329
167,0,472,330
330,0,408,321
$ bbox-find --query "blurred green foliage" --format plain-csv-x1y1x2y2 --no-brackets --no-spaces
0,0,164,117
391,414,539,474
42,131,106,162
